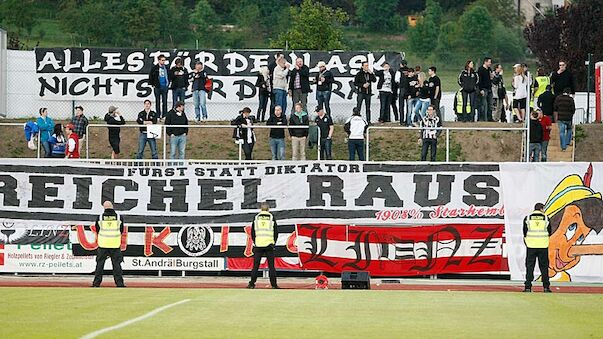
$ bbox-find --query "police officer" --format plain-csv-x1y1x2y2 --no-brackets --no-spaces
92,201,126,287
523,202,552,292
247,202,279,289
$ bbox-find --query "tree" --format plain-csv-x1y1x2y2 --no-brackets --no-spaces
354,0,398,32
158,0,192,48
458,5,494,58
271,0,348,50
471,0,522,28
408,0,442,58
59,0,119,45
190,0,222,47
524,0,603,90
0,0,38,36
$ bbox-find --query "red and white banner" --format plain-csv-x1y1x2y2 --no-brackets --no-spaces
296,223,504,276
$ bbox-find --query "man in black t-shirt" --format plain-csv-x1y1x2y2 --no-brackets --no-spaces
477,57,493,121
315,107,334,160
427,66,442,119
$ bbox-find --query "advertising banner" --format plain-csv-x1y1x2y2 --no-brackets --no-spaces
501,163,603,283
34,48,403,102
296,223,504,276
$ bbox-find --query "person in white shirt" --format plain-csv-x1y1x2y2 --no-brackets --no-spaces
344,108,368,161
512,64,529,123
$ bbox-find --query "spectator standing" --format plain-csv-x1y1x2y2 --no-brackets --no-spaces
165,101,189,160
417,105,441,162
104,106,125,159
48,124,66,158
405,68,419,126
550,60,575,96
538,110,552,162
70,106,88,152
457,60,479,122
231,107,256,160
136,100,159,159
315,107,334,160
553,88,576,151
375,62,395,123
266,105,287,160
64,123,80,159
37,108,55,157
532,67,550,109
427,66,442,119
315,61,334,116
148,54,169,119
272,55,290,118
395,60,411,125
538,85,555,122
255,66,272,122
289,103,309,160
191,61,209,123
491,64,509,122
289,57,311,114
529,111,543,162
344,108,368,161
413,72,430,123
477,57,494,121
512,64,528,123
354,61,376,124
169,57,189,108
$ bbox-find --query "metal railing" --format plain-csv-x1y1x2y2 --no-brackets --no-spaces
366,126,528,162
85,124,321,161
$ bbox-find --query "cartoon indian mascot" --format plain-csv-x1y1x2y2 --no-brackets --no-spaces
543,164,603,281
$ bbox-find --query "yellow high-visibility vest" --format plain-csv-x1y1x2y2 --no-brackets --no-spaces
456,90,472,114
525,211,549,248
532,76,550,107
98,215,122,249
254,211,275,247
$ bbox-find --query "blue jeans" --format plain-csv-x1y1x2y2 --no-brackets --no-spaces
170,134,187,160
320,138,332,160
269,137,286,160
541,140,549,162
136,132,158,159
529,143,541,162
273,89,287,117
348,139,365,161
316,90,332,115
193,90,208,120
41,141,51,158
478,89,493,121
154,86,169,118
558,121,572,150
406,98,418,126
414,99,430,121
172,88,186,107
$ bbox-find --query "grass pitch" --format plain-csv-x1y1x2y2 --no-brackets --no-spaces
1,287,602,338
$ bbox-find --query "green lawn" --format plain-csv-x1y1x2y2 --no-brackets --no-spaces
1,287,602,338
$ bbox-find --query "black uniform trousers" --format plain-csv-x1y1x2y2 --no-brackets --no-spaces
525,247,550,289
249,245,277,287
93,247,125,287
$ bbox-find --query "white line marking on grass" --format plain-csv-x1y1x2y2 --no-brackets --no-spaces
80,299,191,339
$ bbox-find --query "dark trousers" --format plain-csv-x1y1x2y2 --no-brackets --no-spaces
391,95,399,121
421,139,437,161
154,86,169,118
356,92,372,124
525,247,550,289
258,92,270,121
478,89,493,121
242,142,254,160
93,248,124,287
461,90,476,122
398,89,408,124
249,245,277,287
320,138,332,160
348,139,365,161
431,98,441,120
379,92,392,122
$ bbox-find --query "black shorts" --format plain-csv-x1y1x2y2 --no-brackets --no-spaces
109,137,120,154
513,98,527,110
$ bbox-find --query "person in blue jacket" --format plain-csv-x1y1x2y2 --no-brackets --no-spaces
37,108,55,157
48,124,66,158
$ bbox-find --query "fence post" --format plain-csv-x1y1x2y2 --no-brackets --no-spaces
86,124,90,159
317,126,321,160
365,127,370,161
238,142,242,161
0,28,6,118
37,134,40,158
525,72,532,162
445,129,450,162
163,125,167,160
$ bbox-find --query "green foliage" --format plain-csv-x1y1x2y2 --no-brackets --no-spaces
471,0,523,28
408,0,442,58
0,0,38,35
491,22,525,62
458,5,494,58
59,0,118,45
271,0,348,51
424,0,443,27
434,21,460,62
190,0,222,47
354,0,398,32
